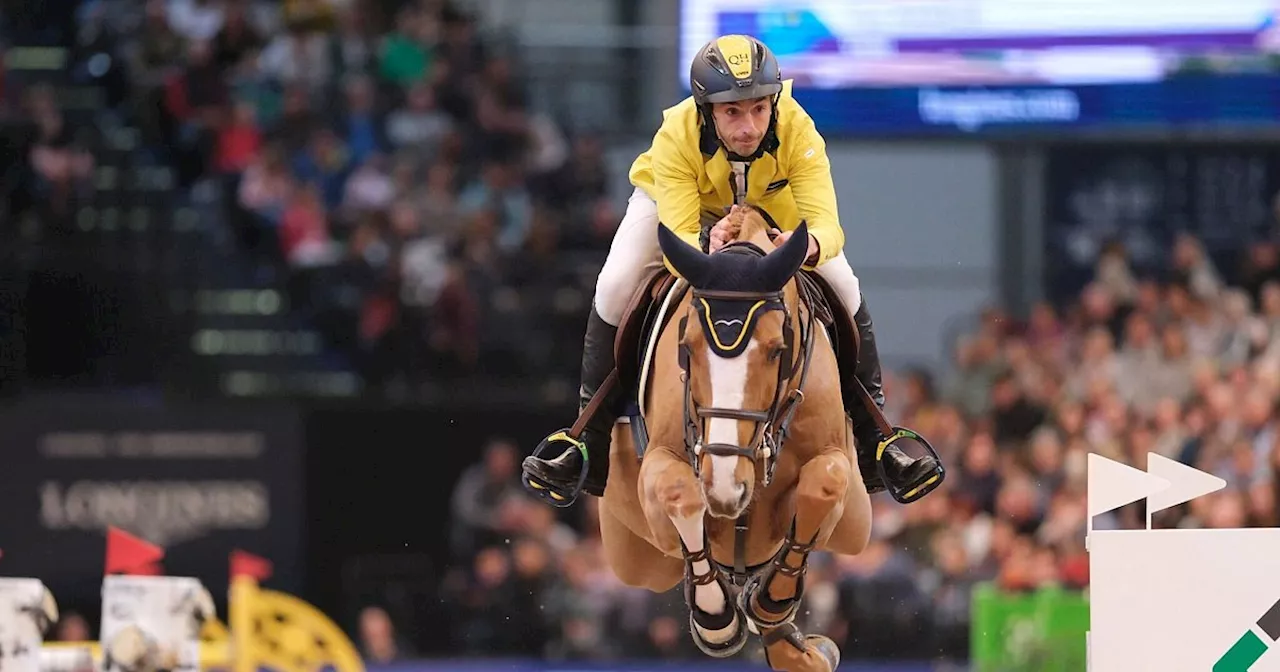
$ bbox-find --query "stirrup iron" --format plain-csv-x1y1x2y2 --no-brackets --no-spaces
876,425,946,504
522,429,590,508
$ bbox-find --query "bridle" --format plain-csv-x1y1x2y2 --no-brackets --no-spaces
674,242,818,489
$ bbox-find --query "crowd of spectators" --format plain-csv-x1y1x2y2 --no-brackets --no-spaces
441,233,1280,663
31,0,619,388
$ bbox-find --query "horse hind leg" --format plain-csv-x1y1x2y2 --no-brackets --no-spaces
760,624,841,672
643,454,749,658
741,450,850,631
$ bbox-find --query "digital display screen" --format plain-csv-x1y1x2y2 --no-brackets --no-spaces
679,0,1280,135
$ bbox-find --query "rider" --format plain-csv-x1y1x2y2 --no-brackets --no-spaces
522,34,943,505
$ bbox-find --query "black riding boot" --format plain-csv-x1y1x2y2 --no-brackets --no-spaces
522,306,621,499
847,296,943,501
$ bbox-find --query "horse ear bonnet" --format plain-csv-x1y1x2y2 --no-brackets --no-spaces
692,239,794,358
695,289,783,358
666,218,806,358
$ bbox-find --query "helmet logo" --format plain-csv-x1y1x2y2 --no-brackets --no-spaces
715,35,755,79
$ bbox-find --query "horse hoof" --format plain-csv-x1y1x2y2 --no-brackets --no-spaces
805,634,841,671
738,572,799,632
689,606,749,659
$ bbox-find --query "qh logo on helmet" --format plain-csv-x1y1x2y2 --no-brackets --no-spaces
715,36,755,79
1086,452,1280,671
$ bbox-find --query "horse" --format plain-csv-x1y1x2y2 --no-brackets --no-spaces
597,206,873,672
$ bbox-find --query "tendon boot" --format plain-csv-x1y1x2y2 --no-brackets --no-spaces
847,296,944,503
522,306,622,506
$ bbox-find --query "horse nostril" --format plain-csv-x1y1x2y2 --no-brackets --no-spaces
737,488,750,509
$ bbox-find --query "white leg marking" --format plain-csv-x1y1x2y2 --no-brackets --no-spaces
705,341,757,507
670,512,737,643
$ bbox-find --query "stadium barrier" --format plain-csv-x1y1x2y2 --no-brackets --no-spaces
1,527,362,672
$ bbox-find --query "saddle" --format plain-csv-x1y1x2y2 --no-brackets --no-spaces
615,267,683,395
610,265,859,457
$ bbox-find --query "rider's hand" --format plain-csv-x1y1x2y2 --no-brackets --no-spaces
771,228,820,266
709,207,740,253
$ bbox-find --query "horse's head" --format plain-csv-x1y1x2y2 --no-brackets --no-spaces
658,207,810,519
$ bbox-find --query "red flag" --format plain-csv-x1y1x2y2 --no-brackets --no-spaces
229,550,273,582
105,527,165,576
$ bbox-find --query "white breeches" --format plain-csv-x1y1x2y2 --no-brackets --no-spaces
594,187,863,326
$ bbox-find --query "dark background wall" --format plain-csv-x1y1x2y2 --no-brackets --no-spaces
0,394,566,655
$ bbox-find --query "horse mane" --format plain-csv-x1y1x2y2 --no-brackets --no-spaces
722,204,773,245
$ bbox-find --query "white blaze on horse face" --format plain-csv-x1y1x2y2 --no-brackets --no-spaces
704,340,758,509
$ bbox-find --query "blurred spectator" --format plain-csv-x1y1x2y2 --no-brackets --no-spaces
357,606,415,664
415,160,460,236
337,75,384,165
378,6,433,87
166,38,227,185
238,144,293,233
54,611,91,642
292,126,353,210
168,0,224,42
385,81,451,156
458,159,531,253
448,437,523,559
25,85,94,220
213,0,264,69
259,26,332,92
1094,241,1138,305
280,181,337,268
342,152,394,219
215,100,262,175
990,371,1046,446
331,7,377,78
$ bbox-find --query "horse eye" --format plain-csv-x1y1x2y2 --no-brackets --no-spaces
769,344,787,361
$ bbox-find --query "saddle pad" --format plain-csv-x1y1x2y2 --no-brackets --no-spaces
637,277,688,420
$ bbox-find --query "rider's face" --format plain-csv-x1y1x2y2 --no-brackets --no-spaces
711,97,772,157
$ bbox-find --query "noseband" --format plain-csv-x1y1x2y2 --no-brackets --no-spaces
675,242,818,488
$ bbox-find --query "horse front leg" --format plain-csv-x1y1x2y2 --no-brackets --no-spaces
639,450,748,659
742,449,849,672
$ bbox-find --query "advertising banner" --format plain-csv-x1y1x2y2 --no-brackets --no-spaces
0,396,304,605
970,583,1089,672
680,1,1280,135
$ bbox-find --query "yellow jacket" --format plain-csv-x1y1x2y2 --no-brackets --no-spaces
629,79,843,271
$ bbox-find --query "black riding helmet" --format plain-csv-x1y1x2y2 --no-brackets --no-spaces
691,35,783,161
